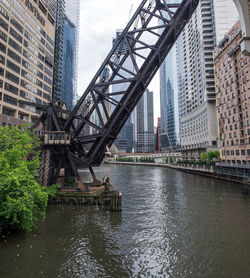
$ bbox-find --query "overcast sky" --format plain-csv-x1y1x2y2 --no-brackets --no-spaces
77,0,160,125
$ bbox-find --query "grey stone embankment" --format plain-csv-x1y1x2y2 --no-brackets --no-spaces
105,161,247,185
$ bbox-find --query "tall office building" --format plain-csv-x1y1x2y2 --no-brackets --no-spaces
213,0,239,42
215,21,250,164
160,47,178,151
136,89,154,153
0,0,56,127
176,0,238,158
159,0,180,151
53,0,80,110
112,30,135,153
177,0,217,158
52,0,64,103
155,117,161,152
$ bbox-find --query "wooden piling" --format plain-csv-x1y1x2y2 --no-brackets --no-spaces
110,191,122,211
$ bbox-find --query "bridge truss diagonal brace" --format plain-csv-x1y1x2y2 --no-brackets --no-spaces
63,0,200,167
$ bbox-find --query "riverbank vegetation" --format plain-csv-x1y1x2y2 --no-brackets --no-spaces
116,157,155,163
165,151,220,167
0,126,58,235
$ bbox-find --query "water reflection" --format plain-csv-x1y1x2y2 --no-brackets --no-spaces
1,165,250,278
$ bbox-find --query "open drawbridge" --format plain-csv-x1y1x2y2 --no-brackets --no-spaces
20,0,200,190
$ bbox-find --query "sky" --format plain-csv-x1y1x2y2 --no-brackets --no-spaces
77,0,160,126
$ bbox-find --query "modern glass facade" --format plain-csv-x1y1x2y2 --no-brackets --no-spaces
159,0,180,151
160,47,178,150
53,0,79,110
136,89,154,153
112,30,135,153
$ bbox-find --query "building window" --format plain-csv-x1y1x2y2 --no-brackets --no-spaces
2,107,15,117
236,150,240,155
0,30,7,42
10,18,23,34
241,150,245,156
4,82,18,95
8,38,22,53
7,49,21,63
0,17,8,31
0,41,6,53
9,27,23,43
3,94,17,106
6,60,20,74
18,112,28,121
5,71,19,84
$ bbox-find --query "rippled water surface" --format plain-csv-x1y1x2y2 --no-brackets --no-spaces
1,165,250,278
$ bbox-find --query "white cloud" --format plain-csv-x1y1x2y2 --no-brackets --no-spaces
77,0,160,125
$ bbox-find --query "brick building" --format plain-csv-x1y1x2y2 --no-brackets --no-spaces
215,21,250,164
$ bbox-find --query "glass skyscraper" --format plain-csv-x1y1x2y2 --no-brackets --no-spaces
136,89,154,153
159,0,180,151
160,47,178,150
53,0,79,110
112,30,135,153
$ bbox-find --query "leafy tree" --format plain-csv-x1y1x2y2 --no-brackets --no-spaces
200,151,220,164
0,126,57,234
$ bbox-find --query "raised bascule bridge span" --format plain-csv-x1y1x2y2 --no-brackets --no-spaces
19,0,200,191
20,0,250,191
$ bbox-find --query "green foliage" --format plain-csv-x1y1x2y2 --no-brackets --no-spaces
115,156,155,163
0,126,50,234
200,151,220,164
138,157,155,163
116,157,135,162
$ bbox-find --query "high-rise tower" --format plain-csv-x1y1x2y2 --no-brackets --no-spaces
53,0,80,110
159,0,180,151
0,0,56,127
176,0,239,158
136,89,155,153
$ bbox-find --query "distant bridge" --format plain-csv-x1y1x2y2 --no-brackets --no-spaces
118,152,181,159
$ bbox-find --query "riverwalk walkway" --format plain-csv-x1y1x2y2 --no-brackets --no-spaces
105,161,249,186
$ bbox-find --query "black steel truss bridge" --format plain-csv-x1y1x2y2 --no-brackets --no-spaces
20,0,199,190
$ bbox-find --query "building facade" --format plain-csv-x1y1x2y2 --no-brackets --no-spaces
215,21,250,164
112,30,135,153
53,0,79,111
136,89,154,153
160,47,178,151
159,0,179,151
60,0,79,110
213,0,239,42
0,0,56,127
176,0,238,159
155,117,161,152
176,0,218,158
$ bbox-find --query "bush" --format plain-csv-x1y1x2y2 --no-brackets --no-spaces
0,126,54,234
116,157,134,162
138,157,155,163
200,151,220,164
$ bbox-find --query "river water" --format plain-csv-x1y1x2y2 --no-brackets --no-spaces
1,164,250,278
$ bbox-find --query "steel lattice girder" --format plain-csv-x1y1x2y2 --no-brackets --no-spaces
63,0,200,167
